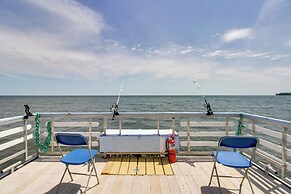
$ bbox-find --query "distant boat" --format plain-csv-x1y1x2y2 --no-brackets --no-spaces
276,92,291,95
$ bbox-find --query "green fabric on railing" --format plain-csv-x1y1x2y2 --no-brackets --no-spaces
236,113,245,136
35,112,52,154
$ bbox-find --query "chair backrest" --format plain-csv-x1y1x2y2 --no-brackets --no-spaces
55,133,88,146
219,136,259,149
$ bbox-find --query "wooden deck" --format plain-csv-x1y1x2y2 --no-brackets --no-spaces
101,156,173,176
0,155,290,194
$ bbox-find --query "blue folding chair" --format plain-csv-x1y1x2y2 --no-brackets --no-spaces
55,133,99,193
209,136,259,194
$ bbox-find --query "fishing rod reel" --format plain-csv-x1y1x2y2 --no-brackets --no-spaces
192,79,213,116
110,103,119,120
23,104,34,119
110,80,124,120
204,99,213,116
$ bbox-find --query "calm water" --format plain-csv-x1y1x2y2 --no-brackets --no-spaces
0,95,290,121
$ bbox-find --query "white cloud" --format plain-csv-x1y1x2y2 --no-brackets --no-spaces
222,28,252,42
256,0,287,24
286,39,291,46
215,65,291,84
203,50,271,59
0,0,290,95
26,0,105,41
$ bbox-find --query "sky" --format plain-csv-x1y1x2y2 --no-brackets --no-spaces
0,0,291,95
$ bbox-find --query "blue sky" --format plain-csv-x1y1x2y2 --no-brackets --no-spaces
0,0,290,95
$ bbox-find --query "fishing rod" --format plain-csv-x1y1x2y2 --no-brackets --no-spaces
110,80,124,120
192,79,213,115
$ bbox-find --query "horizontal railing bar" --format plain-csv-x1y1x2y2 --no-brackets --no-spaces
1,161,21,173
178,131,235,137
244,112,291,127
256,149,282,164
259,138,283,154
37,111,241,119
0,134,33,151
0,150,26,165
0,116,25,126
0,125,32,138
53,122,99,127
180,141,217,147
248,124,282,139
180,121,235,127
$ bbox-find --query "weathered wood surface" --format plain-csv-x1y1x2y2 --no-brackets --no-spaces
0,156,290,194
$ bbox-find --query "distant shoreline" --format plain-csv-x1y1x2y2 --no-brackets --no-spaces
276,92,291,95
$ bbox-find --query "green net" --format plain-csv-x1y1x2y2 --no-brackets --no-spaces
35,112,52,154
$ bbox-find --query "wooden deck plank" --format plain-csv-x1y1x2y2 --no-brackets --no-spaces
89,174,109,194
131,175,142,193
171,160,192,193
247,166,284,194
101,157,115,175
193,160,222,193
159,176,171,194
137,157,146,175
150,176,161,193
177,162,200,193
128,157,138,175
184,160,212,194
120,176,133,194
166,176,182,193
110,157,122,175
118,157,130,175
146,157,155,175
162,157,174,175
110,175,125,194
154,157,164,175
100,175,116,194
141,176,151,194
1,156,290,194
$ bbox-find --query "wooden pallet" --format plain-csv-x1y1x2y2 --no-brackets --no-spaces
101,156,174,176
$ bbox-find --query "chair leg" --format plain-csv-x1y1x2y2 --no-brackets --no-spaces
56,165,73,193
214,166,221,189
208,162,216,186
83,161,99,194
92,160,99,184
246,171,254,194
209,162,221,187
239,168,254,194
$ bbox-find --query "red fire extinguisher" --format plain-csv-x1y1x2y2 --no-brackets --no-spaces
167,134,177,163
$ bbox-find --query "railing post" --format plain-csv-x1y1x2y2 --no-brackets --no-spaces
187,118,190,152
103,117,107,135
281,127,287,179
119,118,122,135
89,118,92,149
225,117,229,135
251,120,256,136
157,118,160,135
51,119,54,152
251,120,257,162
23,119,28,161
172,117,175,135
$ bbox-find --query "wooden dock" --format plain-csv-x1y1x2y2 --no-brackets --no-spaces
101,156,173,176
0,155,290,194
